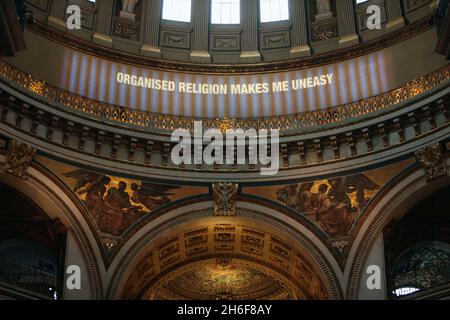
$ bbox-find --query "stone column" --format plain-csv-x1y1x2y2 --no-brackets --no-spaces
385,0,405,31
140,0,162,57
48,0,67,30
93,0,115,47
336,0,359,47
290,0,310,58
241,0,260,63
191,0,211,62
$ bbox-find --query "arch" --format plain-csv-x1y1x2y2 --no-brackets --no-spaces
0,185,66,299
107,200,343,300
146,257,305,300
0,162,104,299
345,165,450,299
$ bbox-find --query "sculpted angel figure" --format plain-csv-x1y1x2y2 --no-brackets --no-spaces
122,0,138,13
317,0,332,14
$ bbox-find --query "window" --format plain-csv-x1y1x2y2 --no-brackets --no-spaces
162,0,192,22
393,287,420,297
390,243,450,298
356,0,369,4
260,0,289,23
211,0,240,24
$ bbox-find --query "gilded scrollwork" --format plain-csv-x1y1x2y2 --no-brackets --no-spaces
1,140,36,179
415,143,448,182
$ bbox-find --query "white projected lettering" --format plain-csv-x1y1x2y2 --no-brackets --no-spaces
61,47,389,117
115,72,334,95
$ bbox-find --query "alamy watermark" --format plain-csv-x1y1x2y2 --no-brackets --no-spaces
66,5,81,30
367,5,382,30
66,265,81,290
366,265,382,290
171,121,280,176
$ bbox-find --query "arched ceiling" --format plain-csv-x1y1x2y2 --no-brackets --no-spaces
146,258,297,300
118,217,331,300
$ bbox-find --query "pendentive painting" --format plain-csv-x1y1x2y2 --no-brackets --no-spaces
243,160,414,239
36,156,208,237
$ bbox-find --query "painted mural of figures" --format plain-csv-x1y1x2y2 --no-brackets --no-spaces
63,170,110,216
328,175,379,211
63,170,122,233
102,181,143,235
297,182,315,211
313,184,354,237
277,185,300,209
84,181,108,216
63,170,182,235
276,182,314,212
276,174,379,237
131,182,179,211
276,185,291,206
63,170,109,195
104,181,132,209
121,0,138,13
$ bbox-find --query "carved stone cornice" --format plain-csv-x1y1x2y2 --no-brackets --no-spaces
415,143,448,181
0,140,36,179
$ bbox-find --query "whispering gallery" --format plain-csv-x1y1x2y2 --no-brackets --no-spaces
0,0,449,301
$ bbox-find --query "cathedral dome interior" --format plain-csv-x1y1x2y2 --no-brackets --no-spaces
0,0,449,303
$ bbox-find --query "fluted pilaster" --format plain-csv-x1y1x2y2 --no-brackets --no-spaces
385,0,405,30
50,0,66,18
191,0,211,62
290,0,310,57
336,0,358,46
48,0,67,30
141,0,163,57
241,0,260,62
93,0,115,47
